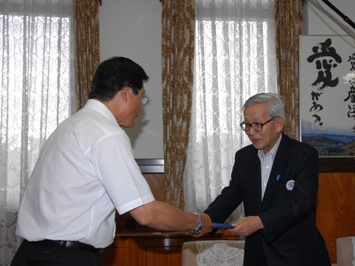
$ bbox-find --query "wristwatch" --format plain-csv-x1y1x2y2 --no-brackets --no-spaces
189,213,203,235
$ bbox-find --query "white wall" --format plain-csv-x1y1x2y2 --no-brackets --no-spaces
98,0,355,159
99,0,163,159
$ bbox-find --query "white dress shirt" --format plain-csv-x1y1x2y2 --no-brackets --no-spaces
258,134,282,199
16,100,155,248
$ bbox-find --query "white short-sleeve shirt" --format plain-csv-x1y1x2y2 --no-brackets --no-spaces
16,100,155,248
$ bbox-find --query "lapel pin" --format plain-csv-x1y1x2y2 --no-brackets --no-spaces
286,180,295,191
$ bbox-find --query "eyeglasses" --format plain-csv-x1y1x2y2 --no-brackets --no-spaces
240,116,279,132
142,96,148,105
128,85,148,105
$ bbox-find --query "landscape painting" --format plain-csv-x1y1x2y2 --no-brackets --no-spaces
299,35,355,157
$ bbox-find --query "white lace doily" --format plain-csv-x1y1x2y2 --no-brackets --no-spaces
196,240,244,266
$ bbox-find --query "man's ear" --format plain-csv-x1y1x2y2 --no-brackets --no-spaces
120,87,131,103
276,117,285,132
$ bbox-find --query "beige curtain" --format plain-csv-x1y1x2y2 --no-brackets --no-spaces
161,0,195,209
274,0,303,140
74,0,101,110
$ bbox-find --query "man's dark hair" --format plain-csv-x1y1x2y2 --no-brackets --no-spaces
89,56,149,101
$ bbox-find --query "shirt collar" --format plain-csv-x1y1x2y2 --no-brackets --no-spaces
84,99,118,125
258,134,282,158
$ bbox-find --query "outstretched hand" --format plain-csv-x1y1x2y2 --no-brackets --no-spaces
231,216,264,236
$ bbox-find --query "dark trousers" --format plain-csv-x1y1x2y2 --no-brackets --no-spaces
11,240,102,266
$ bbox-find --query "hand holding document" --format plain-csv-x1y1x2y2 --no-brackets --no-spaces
211,222,235,229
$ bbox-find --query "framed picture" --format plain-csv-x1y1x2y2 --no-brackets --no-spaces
299,35,355,171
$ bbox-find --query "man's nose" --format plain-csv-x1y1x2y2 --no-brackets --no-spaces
246,126,258,135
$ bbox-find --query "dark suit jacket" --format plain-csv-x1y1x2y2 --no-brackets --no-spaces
204,133,331,266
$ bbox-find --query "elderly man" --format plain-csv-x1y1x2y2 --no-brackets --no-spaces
201,93,331,266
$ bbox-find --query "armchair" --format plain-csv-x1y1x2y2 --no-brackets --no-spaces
182,240,245,266
333,236,355,266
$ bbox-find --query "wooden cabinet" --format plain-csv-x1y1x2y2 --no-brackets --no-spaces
316,172,355,263
101,230,238,266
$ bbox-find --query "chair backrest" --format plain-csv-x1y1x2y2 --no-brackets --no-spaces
336,236,355,266
182,240,245,266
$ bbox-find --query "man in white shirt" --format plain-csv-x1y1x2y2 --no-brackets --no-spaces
11,56,212,266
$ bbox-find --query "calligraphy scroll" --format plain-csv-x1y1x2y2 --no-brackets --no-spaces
299,35,355,157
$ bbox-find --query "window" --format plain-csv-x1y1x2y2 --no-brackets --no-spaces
0,1,74,210
184,0,277,217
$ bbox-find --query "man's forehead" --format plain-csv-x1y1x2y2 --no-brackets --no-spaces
244,106,268,121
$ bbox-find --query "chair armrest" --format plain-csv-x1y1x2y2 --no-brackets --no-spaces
336,236,355,266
